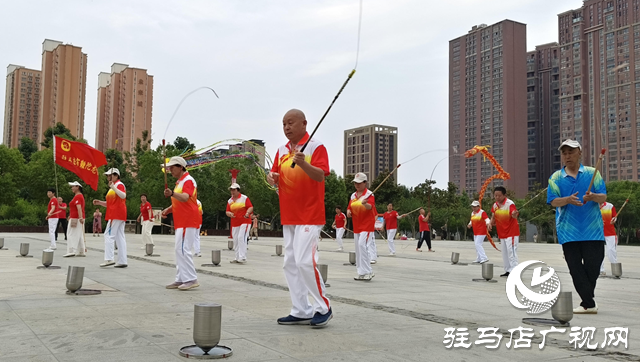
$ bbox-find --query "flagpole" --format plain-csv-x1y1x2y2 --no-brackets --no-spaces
53,135,59,195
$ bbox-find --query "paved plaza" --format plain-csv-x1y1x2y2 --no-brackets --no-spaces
0,232,638,361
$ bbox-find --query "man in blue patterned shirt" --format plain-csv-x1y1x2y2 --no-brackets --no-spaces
547,139,607,314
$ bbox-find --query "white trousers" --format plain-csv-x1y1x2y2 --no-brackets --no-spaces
282,225,330,318
335,228,345,248
193,225,201,254
368,233,378,261
474,234,488,262
48,218,58,248
174,228,198,283
104,220,127,265
500,236,519,272
354,232,373,275
387,229,397,254
142,220,154,246
600,235,618,272
232,224,250,261
67,219,85,255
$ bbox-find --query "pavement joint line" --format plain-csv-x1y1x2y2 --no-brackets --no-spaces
9,235,640,359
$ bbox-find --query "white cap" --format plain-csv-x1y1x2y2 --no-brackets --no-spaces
103,168,120,176
229,183,241,190
471,200,480,207
68,181,82,187
558,139,581,151
165,156,187,168
352,172,368,183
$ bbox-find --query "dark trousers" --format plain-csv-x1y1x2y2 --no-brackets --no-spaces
562,240,605,309
417,231,432,250
55,218,68,240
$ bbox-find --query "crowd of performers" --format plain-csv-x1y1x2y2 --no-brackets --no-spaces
43,111,620,328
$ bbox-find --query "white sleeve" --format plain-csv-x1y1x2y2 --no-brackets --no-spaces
111,184,126,199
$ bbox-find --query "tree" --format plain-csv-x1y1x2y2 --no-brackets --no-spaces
517,184,555,242
324,170,349,227
174,136,195,153
0,145,26,205
18,137,38,162
40,122,76,148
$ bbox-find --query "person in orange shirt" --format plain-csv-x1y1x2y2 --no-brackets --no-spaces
226,183,253,264
348,172,377,280
599,202,618,275
490,186,520,277
45,188,59,250
93,168,128,268
331,206,346,251
162,157,201,291
137,194,154,249
267,109,332,327
416,208,432,252
379,203,406,256
467,200,490,263
64,181,86,257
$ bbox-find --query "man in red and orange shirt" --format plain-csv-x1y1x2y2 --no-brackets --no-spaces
380,203,405,256
467,200,490,264
45,188,59,250
56,196,68,241
137,194,154,249
163,156,201,291
331,206,346,251
268,109,332,327
599,201,619,275
490,186,520,277
93,168,128,268
417,208,432,252
348,172,377,280
226,183,253,264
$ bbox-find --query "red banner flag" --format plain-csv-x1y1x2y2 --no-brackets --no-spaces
53,136,107,190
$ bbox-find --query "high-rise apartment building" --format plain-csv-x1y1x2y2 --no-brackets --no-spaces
558,1,640,181
3,65,41,148
39,39,87,146
343,124,398,183
449,20,528,197
95,63,154,153
526,43,561,188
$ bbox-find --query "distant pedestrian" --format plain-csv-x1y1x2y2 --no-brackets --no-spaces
331,206,346,251
416,208,432,252
93,209,102,236
45,188,59,250
137,194,154,249
56,196,68,241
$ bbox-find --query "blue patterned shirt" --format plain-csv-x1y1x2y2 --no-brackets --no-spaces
547,164,606,244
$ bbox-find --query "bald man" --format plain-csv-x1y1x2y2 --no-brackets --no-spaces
268,109,332,328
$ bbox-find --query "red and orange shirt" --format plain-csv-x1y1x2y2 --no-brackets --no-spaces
271,133,330,225
382,210,399,230
140,201,152,221
47,198,59,219
470,209,489,236
105,180,127,221
334,212,346,229
56,203,67,219
348,189,377,233
69,194,85,219
419,214,430,232
600,202,617,237
491,198,520,239
171,172,201,229
227,193,253,228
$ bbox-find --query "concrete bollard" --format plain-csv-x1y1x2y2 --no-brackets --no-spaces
37,250,61,269
16,243,33,257
228,240,233,250
318,264,329,287
212,250,221,266
611,263,622,278
349,251,356,265
0,238,6,250
451,252,459,264
180,303,233,358
66,266,84,293
146,244,154,256
551,291,573,325
482,263,493,281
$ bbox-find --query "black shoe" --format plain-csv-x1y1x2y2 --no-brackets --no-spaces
277,315,311,325
310,308,333,328
500,272,510,277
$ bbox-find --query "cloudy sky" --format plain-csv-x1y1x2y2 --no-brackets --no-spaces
1,0,580,189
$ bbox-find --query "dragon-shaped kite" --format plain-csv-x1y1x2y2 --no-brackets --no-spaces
464,145,510,251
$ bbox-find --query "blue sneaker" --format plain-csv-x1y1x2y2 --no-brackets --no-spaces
310,308,333,328
277,315,311,325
